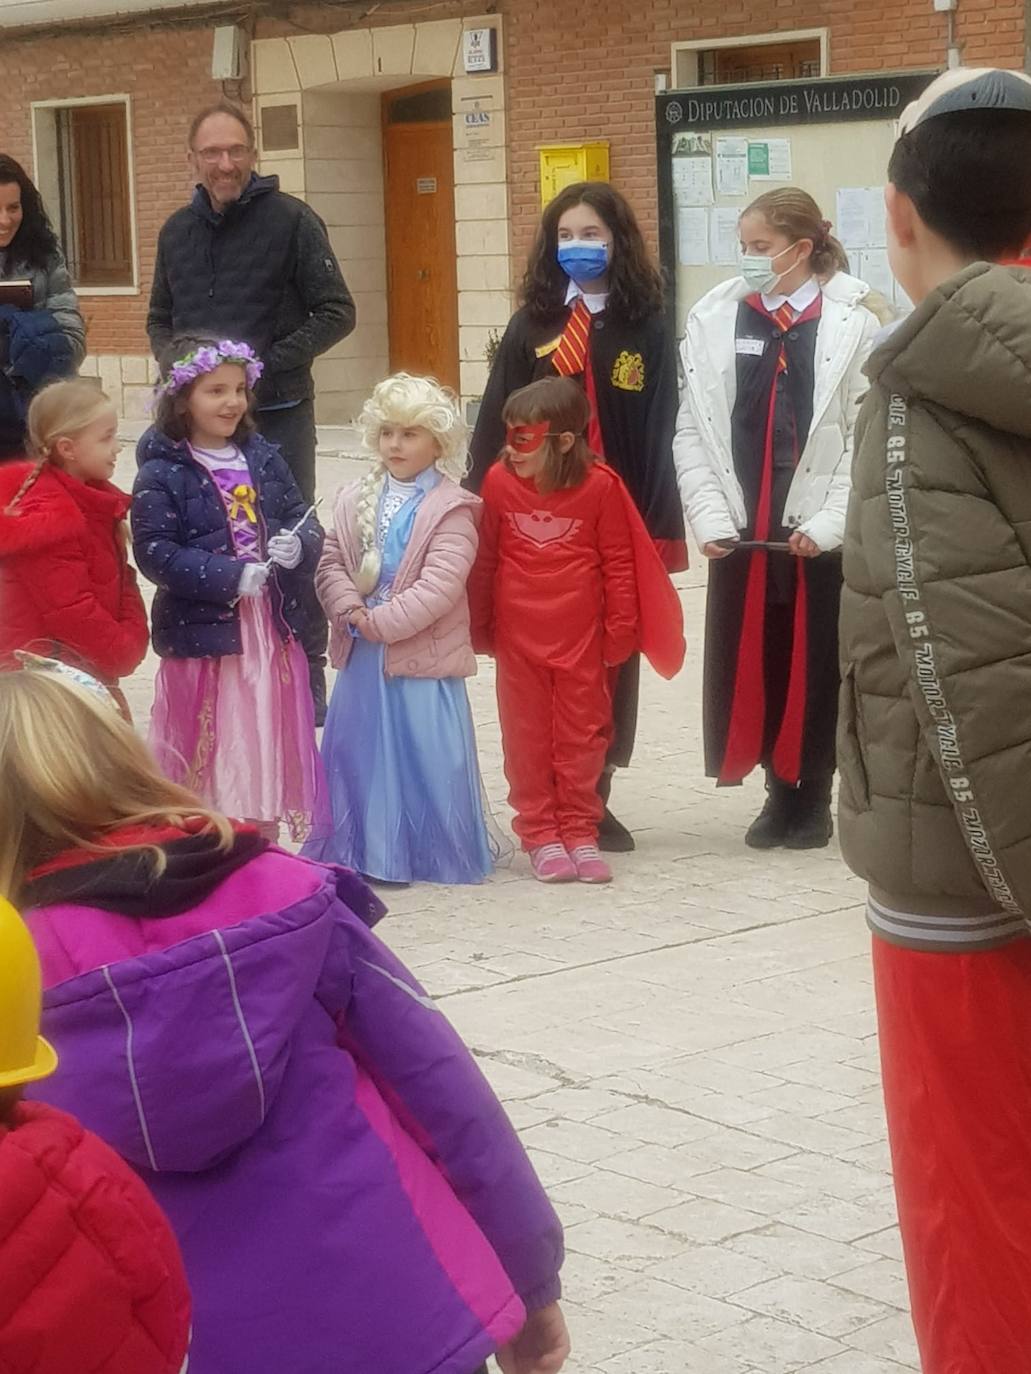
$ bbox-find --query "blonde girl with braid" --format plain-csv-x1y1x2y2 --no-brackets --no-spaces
305,373,500,885
0,379,148,717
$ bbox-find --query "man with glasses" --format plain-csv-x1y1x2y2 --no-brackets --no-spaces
147,101,356,722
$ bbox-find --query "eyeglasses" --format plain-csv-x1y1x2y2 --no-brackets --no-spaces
194,144,253,165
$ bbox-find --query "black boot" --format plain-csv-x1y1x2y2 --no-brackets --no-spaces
309,662,327,728
597,769,636,853
785,776,834,850
745,772,795,849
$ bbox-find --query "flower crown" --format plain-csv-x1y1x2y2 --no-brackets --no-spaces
161,340,264,397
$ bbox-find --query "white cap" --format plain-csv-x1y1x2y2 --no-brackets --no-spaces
899,67,1031,136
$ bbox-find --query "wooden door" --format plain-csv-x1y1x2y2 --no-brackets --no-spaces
383,114,459,391
68,104,133,286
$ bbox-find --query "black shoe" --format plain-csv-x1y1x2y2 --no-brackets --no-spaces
784,776,834,850
784,811,833,849
598,807,636,853
309,664,327,728
744,774,795,849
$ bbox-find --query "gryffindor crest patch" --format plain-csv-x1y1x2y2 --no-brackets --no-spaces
611,351,645,392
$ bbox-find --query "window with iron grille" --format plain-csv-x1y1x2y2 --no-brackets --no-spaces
697,39,823,86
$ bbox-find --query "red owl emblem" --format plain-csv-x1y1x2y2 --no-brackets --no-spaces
508,511,583,546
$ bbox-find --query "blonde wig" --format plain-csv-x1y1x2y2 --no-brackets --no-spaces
4,379,116,514
353,373,469,596
0,667,232,905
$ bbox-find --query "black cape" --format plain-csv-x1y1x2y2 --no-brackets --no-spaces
468,304,686,562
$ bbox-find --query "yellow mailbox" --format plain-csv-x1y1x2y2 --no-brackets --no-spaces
538,142,611,207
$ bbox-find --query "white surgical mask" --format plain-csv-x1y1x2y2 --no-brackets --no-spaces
740,242,800,295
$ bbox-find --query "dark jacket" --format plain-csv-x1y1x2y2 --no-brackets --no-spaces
468,303,687,570
839,263,1031,949
131,427,324,659
146,175,355,408
0,302,80,458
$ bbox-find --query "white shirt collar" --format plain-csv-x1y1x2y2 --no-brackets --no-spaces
565,278,609,315
761,275,820,314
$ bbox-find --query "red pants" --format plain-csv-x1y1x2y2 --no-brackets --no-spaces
873,935,1031,1373
495,649,611,849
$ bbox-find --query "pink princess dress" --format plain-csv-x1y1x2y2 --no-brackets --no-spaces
149,444,327,841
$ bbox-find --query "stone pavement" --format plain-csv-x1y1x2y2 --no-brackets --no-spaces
118,447,918,1374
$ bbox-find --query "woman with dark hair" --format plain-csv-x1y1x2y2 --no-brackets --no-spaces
468,181,686,852
0,155,85,459
674,188,879,849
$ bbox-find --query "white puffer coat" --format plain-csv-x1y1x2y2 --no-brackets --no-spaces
673,271,880,553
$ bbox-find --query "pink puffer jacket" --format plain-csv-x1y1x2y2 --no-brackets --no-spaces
316,476,482,679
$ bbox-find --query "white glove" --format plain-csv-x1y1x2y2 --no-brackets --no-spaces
238,562,271,598
266,531,303,570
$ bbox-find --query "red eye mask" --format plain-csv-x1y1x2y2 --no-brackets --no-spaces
505,422,551,454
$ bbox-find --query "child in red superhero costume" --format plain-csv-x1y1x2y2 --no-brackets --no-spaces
470,377,684,885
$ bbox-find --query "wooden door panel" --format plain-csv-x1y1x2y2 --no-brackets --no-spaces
384,119,459,391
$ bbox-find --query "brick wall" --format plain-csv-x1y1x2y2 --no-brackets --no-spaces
501,0,1026,264
0,21,224,354
0,0,1023,358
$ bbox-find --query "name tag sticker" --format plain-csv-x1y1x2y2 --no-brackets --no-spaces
736,337,766,357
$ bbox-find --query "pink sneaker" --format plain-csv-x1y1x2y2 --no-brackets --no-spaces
529,844,577,883
569,845,613,884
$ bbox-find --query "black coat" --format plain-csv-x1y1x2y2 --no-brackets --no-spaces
146,176,356,408
131,428,323,659
468,304,686,561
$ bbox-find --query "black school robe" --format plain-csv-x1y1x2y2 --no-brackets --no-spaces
468,303,687,770
468,304,687,569
703,297,842,785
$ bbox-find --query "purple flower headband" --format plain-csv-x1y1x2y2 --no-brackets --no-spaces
160,340,264,397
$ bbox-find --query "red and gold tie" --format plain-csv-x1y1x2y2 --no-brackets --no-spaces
552,296,592,377
774,302,795,373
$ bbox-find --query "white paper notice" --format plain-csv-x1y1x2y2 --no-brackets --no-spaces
710,207,741,265
673,155,714,207
715,137,749,197
836,186,887,251
766,138,792,180
677,206,710,265
855,248,895,301
865,189,887,248
836,187,872,250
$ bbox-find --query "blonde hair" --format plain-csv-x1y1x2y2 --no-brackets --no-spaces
353,373,468,596
0,668,232,905
744,188,850,278
4,379,117,514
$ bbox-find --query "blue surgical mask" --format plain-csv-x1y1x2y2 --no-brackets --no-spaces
557,240,609,283
740,242,799,295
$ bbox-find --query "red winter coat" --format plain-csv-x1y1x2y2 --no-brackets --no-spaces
0,461,149,682
0,1100,191,1374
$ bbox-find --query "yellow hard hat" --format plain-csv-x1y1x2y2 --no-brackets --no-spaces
0,896,58,1089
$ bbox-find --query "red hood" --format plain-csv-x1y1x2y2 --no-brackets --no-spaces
0,463,130,560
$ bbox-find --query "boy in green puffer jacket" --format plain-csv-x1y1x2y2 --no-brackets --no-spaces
838,67,1031,1372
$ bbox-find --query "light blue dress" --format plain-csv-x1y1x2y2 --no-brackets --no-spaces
303,470,497,884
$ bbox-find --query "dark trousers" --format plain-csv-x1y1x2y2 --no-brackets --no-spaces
258,398,327,670
606,653,640,770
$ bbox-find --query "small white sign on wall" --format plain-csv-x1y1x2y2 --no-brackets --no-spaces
416,177,438,195
463,28,498,73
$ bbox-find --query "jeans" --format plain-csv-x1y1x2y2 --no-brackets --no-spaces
257,398,327,671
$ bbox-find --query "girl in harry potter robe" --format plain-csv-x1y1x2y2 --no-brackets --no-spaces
674,188,880,849
468,182,687,853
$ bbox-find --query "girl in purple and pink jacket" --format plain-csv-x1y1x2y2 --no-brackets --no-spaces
2,659,568,1374
305,373,500,885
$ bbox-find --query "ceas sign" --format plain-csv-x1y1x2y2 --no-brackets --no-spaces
463,27,498,74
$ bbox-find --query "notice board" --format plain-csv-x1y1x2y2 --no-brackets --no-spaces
656,72,936,335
